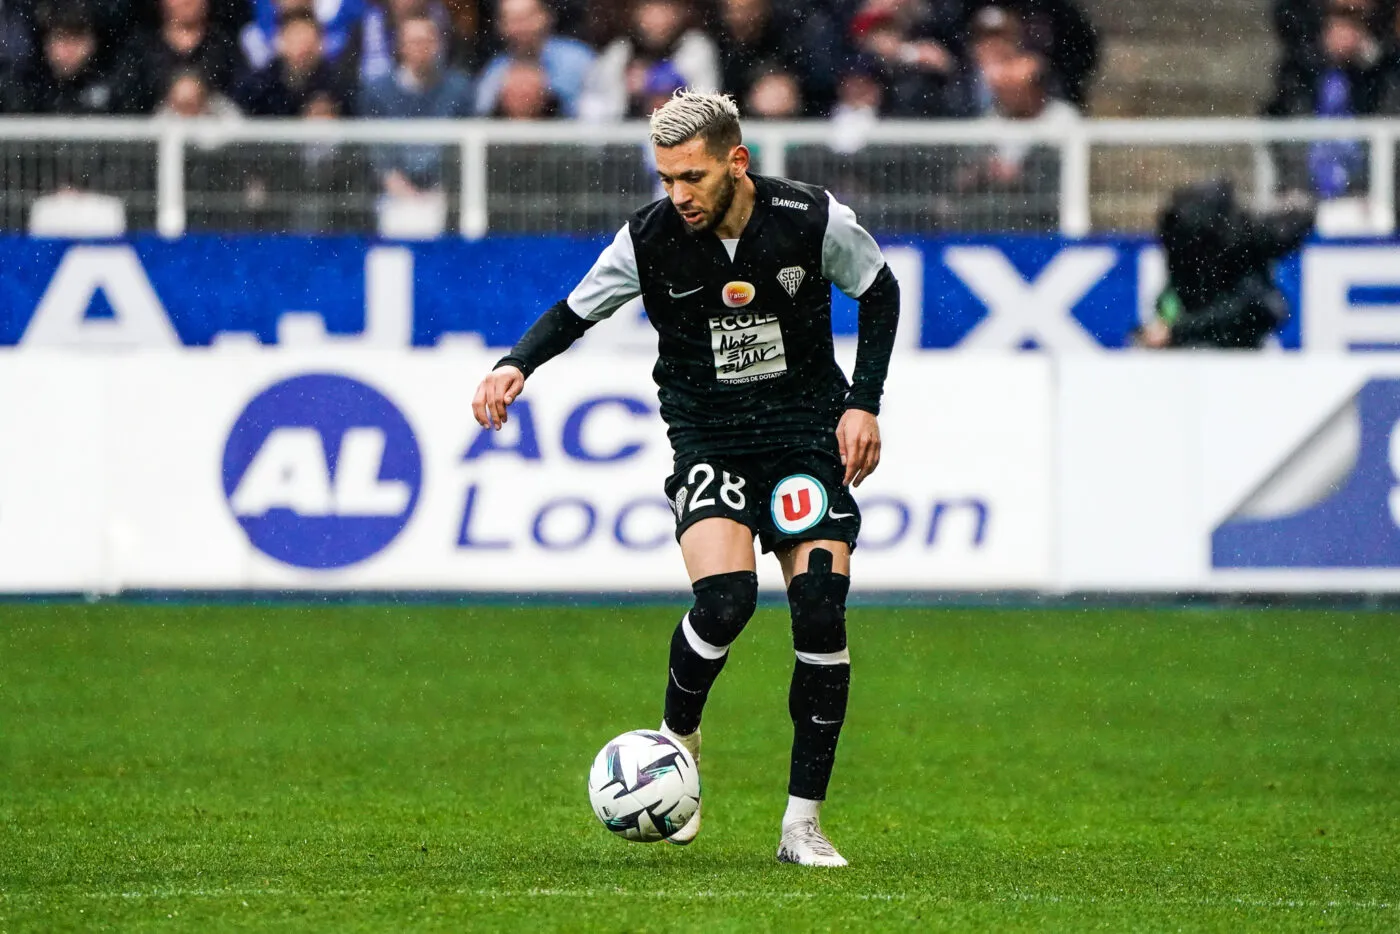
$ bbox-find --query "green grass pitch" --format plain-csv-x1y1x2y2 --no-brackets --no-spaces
2,603,1398,932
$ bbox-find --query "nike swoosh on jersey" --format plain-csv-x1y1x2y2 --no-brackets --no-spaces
668,286,704,298
827,510,856,520
811,716,844,725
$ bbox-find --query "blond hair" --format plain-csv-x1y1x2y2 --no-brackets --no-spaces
648,90,742,154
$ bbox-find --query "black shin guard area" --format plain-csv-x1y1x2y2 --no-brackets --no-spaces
662,570,758,735
787,548,851,800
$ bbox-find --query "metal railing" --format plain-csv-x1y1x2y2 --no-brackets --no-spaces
0,116,1395,238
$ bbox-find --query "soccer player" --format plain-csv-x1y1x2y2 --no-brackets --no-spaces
471,90,898,867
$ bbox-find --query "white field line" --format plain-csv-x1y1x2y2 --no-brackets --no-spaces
0,889,1395,910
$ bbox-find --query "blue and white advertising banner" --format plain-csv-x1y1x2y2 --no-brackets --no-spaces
6,234,1400,353
0,351,1053,593
1058,356,1400,590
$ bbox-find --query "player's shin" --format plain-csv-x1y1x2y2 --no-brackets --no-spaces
785,550,851,803
662,570,758,736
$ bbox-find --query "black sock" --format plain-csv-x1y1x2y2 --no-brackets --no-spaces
662,571,758,736
788,660,850,800
786,550,850,801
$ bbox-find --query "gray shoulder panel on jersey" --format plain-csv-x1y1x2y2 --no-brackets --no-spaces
821,190,885,299
566,224,641,321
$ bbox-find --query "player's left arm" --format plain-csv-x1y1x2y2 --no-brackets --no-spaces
821,191,900,487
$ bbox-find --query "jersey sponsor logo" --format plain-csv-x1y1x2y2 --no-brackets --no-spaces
222,373,421,569
668,285,703,299
777,266,805,298
708,312,787,382
721,280,756,308
771,197,810,211
1213,378,1400,568
771,474,829,534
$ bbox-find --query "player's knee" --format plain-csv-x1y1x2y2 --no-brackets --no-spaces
788,548,850,663
684,570,759,657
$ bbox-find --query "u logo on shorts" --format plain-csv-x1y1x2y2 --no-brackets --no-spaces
771,474,828,534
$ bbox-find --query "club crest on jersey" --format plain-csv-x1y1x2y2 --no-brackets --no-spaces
777,266,805,298
770,474,828,534
722,281,755,308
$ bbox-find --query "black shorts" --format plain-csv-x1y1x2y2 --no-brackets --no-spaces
664,445,861,554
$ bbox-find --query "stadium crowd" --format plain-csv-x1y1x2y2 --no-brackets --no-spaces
0,0,1098,122
4,0,1400,233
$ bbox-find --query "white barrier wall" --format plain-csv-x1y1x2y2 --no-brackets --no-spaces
0,352,1053,593
1057,356,1400,591
10,349,1400,594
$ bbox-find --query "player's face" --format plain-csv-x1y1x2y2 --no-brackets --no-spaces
655,138,747,234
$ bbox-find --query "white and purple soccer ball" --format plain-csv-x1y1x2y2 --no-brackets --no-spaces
587,730,700,842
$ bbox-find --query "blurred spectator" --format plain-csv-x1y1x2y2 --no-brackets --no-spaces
829,57,884,152
361,15,472,194
1273,0,1394,80
1137,180,1315,349
5,2,138,113
357,0,455,84
131,0,251,46
235,10,354,115
633,56,685,114
969,0,1097,109
0,0,37,83
967,4,1019,114
1269,6,1386,201
491,58,560,116
118,0,240,113
579,0,719,120
848,0,973,117
949,52,1074,230
154,65,241,116
241,0,365,71
744,63,802,117
714,0,812,113
475,0,593,116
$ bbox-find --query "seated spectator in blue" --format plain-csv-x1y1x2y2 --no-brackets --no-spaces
119,0,241,113
5,2,137,113
361,15,471,196
236,11,354,115
1269,4,1386,198
357,0,453,85
475,0,594,118
242,0,364,71
491,59,562,118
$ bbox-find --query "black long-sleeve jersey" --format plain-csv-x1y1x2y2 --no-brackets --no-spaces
499,173,900,457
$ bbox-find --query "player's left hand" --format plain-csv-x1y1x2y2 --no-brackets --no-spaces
836,409,881,487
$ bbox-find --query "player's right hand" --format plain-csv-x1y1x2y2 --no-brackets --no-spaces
472,365,525,430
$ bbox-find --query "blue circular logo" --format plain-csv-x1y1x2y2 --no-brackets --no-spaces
222,374,421,569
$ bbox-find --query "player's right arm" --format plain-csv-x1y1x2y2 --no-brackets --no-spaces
472,225,642,429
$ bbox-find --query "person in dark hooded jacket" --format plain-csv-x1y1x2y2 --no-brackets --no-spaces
1136,180,1316,349
5,2,137,114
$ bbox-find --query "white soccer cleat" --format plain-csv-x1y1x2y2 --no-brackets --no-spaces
776,818,848,867
659,722,701,845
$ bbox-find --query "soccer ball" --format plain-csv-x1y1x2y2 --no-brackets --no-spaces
587,730,700,842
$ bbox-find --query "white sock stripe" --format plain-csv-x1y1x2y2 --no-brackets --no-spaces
795,647,850,666
681,613,730,661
